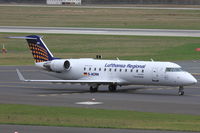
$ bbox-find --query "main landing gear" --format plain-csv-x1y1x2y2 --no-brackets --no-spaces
108,84,117,92
90,86,98,92
178,86,184,96
89,84,117,92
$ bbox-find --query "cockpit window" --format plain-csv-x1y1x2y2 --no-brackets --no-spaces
165,67,182,72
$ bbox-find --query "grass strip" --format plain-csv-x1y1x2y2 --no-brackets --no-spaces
0,6,200,29
1,33,200,65
0,104,200,131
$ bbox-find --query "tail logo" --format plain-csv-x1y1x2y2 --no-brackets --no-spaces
28,43,49,63
8,35,55,63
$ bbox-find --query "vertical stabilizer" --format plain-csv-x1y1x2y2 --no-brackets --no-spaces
26,35,54,63
8,35,55,63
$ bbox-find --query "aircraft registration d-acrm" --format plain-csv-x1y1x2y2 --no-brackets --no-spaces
9,35,197,96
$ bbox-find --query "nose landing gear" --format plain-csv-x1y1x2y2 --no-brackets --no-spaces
178,86,184,96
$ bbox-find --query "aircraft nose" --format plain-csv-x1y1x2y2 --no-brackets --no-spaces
184,73,197,85
189,76,197,84
192,76,197,84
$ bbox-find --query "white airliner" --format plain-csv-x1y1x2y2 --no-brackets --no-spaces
10,35,197,96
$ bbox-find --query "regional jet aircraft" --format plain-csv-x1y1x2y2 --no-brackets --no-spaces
10,35,197,96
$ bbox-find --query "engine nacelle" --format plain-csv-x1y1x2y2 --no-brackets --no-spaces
43,60,71,72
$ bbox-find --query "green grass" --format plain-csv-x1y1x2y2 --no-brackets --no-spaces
0,6,200,29
1,33,200,65
0,104,200,131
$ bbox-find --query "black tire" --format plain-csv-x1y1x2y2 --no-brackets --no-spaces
178,91,184,96
178,86,184,96
90,86,98,92
108,85,117,92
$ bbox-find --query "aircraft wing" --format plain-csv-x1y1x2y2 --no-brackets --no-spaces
16,69,119,85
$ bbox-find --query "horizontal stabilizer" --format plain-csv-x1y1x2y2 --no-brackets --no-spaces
7,36,38,39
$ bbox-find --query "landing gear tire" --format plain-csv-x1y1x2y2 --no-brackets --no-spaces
178,91,184,96
90,86,98,93
108,85,117,92
178,86,184,96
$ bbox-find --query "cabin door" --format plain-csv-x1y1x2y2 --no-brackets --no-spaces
152,68,159,82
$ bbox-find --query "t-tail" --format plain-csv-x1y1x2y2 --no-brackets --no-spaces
26,35,55,63
8,35,55,63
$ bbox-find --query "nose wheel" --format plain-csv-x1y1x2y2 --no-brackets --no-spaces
178,86,184,96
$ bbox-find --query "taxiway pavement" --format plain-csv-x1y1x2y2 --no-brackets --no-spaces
0,60,200,115
0,124,197,133
0,61,200,133
1,26,200,37
1,4,200,10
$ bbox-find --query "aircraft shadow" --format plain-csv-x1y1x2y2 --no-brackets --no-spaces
33,86,178,96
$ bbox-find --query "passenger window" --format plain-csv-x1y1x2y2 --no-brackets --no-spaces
125,69,127,72
109,68,112,72
119,69,122,72
130,69,133,72
94,68,96,71
114,68,117,72
84,67,86,71
99,68,101,71
89,68,91,71
136,70,138,73
104,68,106,71
142,70,144,73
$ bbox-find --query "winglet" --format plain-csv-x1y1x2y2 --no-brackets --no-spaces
16,69,26,81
